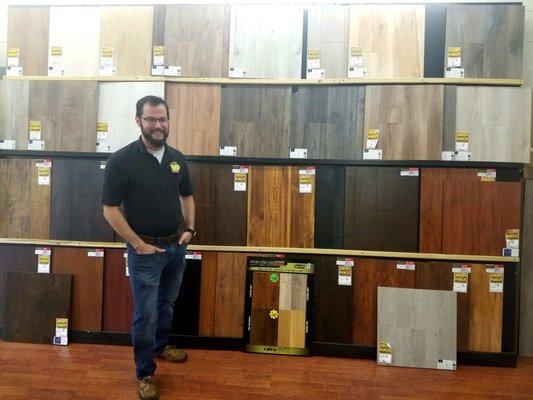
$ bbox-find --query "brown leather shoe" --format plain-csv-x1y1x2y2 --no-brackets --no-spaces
139,375,158,400
156,345,188,363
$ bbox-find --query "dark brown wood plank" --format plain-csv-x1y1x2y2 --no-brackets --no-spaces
102,249,131,333
198,252,218,336
250,271,280,345
314,165,345,249
172,259,201,336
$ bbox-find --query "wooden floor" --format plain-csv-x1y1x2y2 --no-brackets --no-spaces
0,341,532,399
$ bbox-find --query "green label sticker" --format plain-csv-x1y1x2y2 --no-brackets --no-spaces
270,273,279,283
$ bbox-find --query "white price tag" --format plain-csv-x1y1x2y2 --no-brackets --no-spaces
164,66,182,77
88,249,104,257
397,261,416,271
348,67,367,78
53,336,68,345
229,67,247,78
307,49,320,69
35,247,52,256
298,167,316,175
53,318,68,346
454,151,471,161
48,65,65,77
96,142,111,153
97,132,107,141
378,342,392,364
234,172,247,192
37,166,50,185
100,161,107,170
100,47,114,67
336,258,354,267
6,66,22,76
455,131,470,152
151,65,164,76
231,165,249,174
0,140,16,150
366,129,379,149
153,46,165,66
400,168,419,177
37,255,51,274
290,148,308,159
338,265,352,286
505,229,519,249
349,47,364,68
489,272,504,293
447,47,461,68
445,68,464,78
437,359,457,370
363,149,382,160
185,251,202,260
453,272,468,293
219,146,237,156
49,46,62,65
99,66,116,76
7,48,20,67
502,248,519,257
306,68,325,79
29,131,41,141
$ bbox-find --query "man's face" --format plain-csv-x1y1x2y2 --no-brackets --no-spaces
135,103,169,148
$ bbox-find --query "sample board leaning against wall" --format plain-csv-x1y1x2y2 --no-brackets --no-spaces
229,5,303,78
103,248,132,333
0,80,29,149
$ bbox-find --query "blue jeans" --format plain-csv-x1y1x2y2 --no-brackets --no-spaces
127,241,187,379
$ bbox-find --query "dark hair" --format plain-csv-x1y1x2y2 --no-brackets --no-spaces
136,95,169,118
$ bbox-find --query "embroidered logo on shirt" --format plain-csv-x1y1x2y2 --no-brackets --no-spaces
169,162,180,173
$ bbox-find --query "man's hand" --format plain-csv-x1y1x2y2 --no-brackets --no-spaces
134,242,166,254
178,231,193,245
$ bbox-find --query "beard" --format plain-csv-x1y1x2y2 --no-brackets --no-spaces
140,123,169,148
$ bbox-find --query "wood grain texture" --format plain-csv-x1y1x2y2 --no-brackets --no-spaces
348,5,425,78
7,6,49,76
469,264,503,353
28,81,98,152
377,286,456,369
0,80,29,149
0,245,38,328
290,86,365,160
0,158,50,239
220,85,291,158
50,159,114,242
165,83,220,156
163,5,230,78
289,168,315,248
198,252,217,336
48,7,100,76
419,168,522,256
364,85,443,160
97,82,164,152
344,167,419,252
4,272,71,344
52,247,104,332
102,248,131,333
307,5,349,78
353,258,415,346
315,166,345,249
444,86,531,163
278,309,306,348
172,259,201,336
445,5,524,79
229,5,303,79
250,271,280,346
520,180,533,356
151,5,165,50
99,6,153,77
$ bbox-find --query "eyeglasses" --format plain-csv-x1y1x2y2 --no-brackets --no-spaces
141,117,170,125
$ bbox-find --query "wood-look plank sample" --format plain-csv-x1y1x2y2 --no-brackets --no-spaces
52,247,104,332
7,6,49,76
229,5,303,79
28,81,98,152
278,273,307,348
443,86,531,163
163,5,230,78
0,158,50,239
315,166,345,249
48,7,100,76
198,252,217,336
419,168,522,256
344,167,419,252
250,271,280,346
377,287,456,369
50,159,114,242
220,85,291,158
520,180,533,356
312,256,353,343
172,259,201,336
364,85,443,160
3,272,71,344
152,5,165,51
165,83,220,156
102,248,131,333
99,6,153,77
307,5,349,78
469,264,503,353
444,5,524,79
0,80,29,149
353,258,415,346
423,4,446,78
348,5,425,78
248,166,314,248
0,245,39,328
415,262,470,352
290,86,364,160
97,82,164,152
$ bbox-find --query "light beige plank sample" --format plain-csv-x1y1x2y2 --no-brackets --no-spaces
0,80,29,149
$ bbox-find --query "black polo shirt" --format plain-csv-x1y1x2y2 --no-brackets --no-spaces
102,137,193,237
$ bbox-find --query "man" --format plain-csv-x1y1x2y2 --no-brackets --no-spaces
102,95,196,400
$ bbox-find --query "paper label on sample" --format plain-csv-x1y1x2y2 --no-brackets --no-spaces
502,247,519,257
48,65,64,77
96,142,111,153
366,129,379,149
348,67,367,78
298,175,312,194
49,46,62,65
0,140,16,149
397,261,416,271
88,248,104,257
38,255,51,273
164,66,181,77
99,66,116,76
153,46,165,66
400,168,419,177
231,165,249,174
35,247,52,256
453,272,468,293
290,148,308,159
35,159,52,168
100,47,114,67
185,251,202,260
378,342,392,364
306,68,325,79
338,265,352,286
37,166,50,185
219,146,237,156
151,65,164,76
229,67,247,78
6,66,23,76
53,318,68,346
336,257,355,267
234,172,247,191
307,49,320,69
29,121,42,140
100,161,107,170
447,47,461,68
437,359,457,370
455,131,470,151
349,47,363,67
454,151,471,161
7,48,20,67
363,149,382,160
97,122,108,141
478,168,496,182
298,167,316,175
489,271,504,293
505,229,519,249
445,67,465,78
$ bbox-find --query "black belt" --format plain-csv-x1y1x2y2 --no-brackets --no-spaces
138,232,180,246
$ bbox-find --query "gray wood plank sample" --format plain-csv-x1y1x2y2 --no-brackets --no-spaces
0,80,29,149
520,180,533,356
377,287,456,369
444,5,524,79
229,5,303,78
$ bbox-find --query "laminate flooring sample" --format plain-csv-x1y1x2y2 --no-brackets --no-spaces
377,287,456,369
220,85,291,158
229,5,303,78
278,273,307,348
344,167,419,252
161,5,230,78
348,5,425,78
50,159,114,242
48,7,100,76
250,271,280,346
0,80,29,149
314,166,345,249
0,158,50,239
165,83,220,156
97,82,164,152
364,85,443,160
444,5,524,79
290,85,365,160
443,86,531,163
247,166,314,248
172,259,201,336
7,6,49,76
307,5,350,78
3,272,71,344
103,248,131,333
520,180,533,356
99,6,153,77
52,247,104,332
28,80,98,152
419,168,522,256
